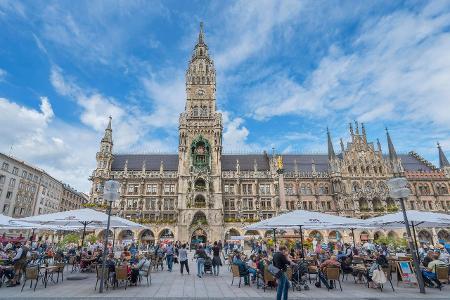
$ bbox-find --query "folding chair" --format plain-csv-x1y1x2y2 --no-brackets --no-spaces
21,266,41,292
326,266,342,291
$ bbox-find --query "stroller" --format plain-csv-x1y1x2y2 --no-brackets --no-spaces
204,257,213,275
291,261,309,291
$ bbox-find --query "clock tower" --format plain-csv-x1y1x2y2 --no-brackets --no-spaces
177,22,224,243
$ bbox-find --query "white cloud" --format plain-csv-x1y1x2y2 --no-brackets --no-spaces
49,65,148,150
213,0,303,71
141,72,186,129
0,97,98,192
243,3,450,132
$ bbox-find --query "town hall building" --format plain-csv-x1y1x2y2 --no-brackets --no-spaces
89,24,450,246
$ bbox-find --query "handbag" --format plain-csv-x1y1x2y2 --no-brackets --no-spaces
268,263,282,279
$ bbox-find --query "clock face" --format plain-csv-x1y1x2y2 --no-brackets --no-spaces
196,89,205,96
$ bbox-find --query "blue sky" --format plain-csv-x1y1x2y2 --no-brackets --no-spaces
1,0,450,192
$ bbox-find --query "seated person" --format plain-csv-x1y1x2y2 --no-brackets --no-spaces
366,256,386,288
316,255,340,289
233,254,250,285
422,253,446,288
121,247,132,261
246,254,258,282
422,250,434,267
130,254,150,284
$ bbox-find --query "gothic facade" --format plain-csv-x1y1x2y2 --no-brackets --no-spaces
89,24,450,245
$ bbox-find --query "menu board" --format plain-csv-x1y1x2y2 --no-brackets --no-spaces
397,261,417,284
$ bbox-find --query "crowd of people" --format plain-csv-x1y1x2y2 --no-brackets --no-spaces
1,235,449,299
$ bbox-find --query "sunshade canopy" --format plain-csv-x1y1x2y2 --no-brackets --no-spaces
22,208,147,229
244,210,363,230
0,214,49,230
365,210,450,228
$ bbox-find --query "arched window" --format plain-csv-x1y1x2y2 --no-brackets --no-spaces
365,182,373,192
352,182,360,193
300,184,306,195
306,184,312,195
194,195,206,208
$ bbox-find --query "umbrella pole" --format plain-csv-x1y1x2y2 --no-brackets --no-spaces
81,222,87,247
351,228,356,250
273,228,276,248
299,225,305,261
112,228,116,250
411,222,420,260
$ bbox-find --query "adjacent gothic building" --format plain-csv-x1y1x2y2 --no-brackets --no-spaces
89,24,450,245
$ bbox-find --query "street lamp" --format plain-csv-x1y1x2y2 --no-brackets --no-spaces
99,180,120,294
386,177,425,294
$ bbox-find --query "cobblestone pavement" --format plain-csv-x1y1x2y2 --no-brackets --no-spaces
0,254,447,299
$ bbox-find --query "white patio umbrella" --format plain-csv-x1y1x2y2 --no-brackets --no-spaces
366,210,450,251
244,210,364,254
0,214,63,230
365,210,450,228
22,208,148,245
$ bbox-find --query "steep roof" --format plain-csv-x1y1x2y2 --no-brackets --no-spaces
111,154,178,171
109,152,435,173
221,154,270,171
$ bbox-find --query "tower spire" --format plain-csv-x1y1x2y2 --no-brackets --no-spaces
361,123,367,143
327,127,336,160
101,116,113,144
340,138,345,153
198,21,205,44
438,142,450,168
386,127,398,161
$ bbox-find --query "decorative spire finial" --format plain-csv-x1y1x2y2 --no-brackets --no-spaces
327,127,336,160
361,123,367,143
437,142,450,168
198,22,205,44
340,138,345,152
349,122,354,136
354,120,359,135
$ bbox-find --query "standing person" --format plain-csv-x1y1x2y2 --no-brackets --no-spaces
195,244,207,278
179,243,190,275
8,242,28,287
273,246,293,300
212,241,222,276
165,242,174,272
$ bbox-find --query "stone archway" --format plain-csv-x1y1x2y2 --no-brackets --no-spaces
139,229,155,245
418,230,433,243
438,230,450,242
328,230,341,242
309,230,323,241
159,228,174,241
191,227,208,249
118,229,134,242
374,231,385,241
387,231,398,239
97,229,113,240
225,228,241,240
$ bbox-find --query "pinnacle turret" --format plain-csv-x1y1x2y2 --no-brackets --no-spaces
101,116,113,144
386,128,398,162
327,127,336,160
438,142,450,168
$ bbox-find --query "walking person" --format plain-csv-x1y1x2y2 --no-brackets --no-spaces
179,244,190,275
212,241,222,276
195,244,207,278
273,246,294,300
165,242,174,272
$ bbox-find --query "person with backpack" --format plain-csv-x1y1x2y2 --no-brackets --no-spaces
273,246,293,300
8,242,28,287
179,243,190,275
